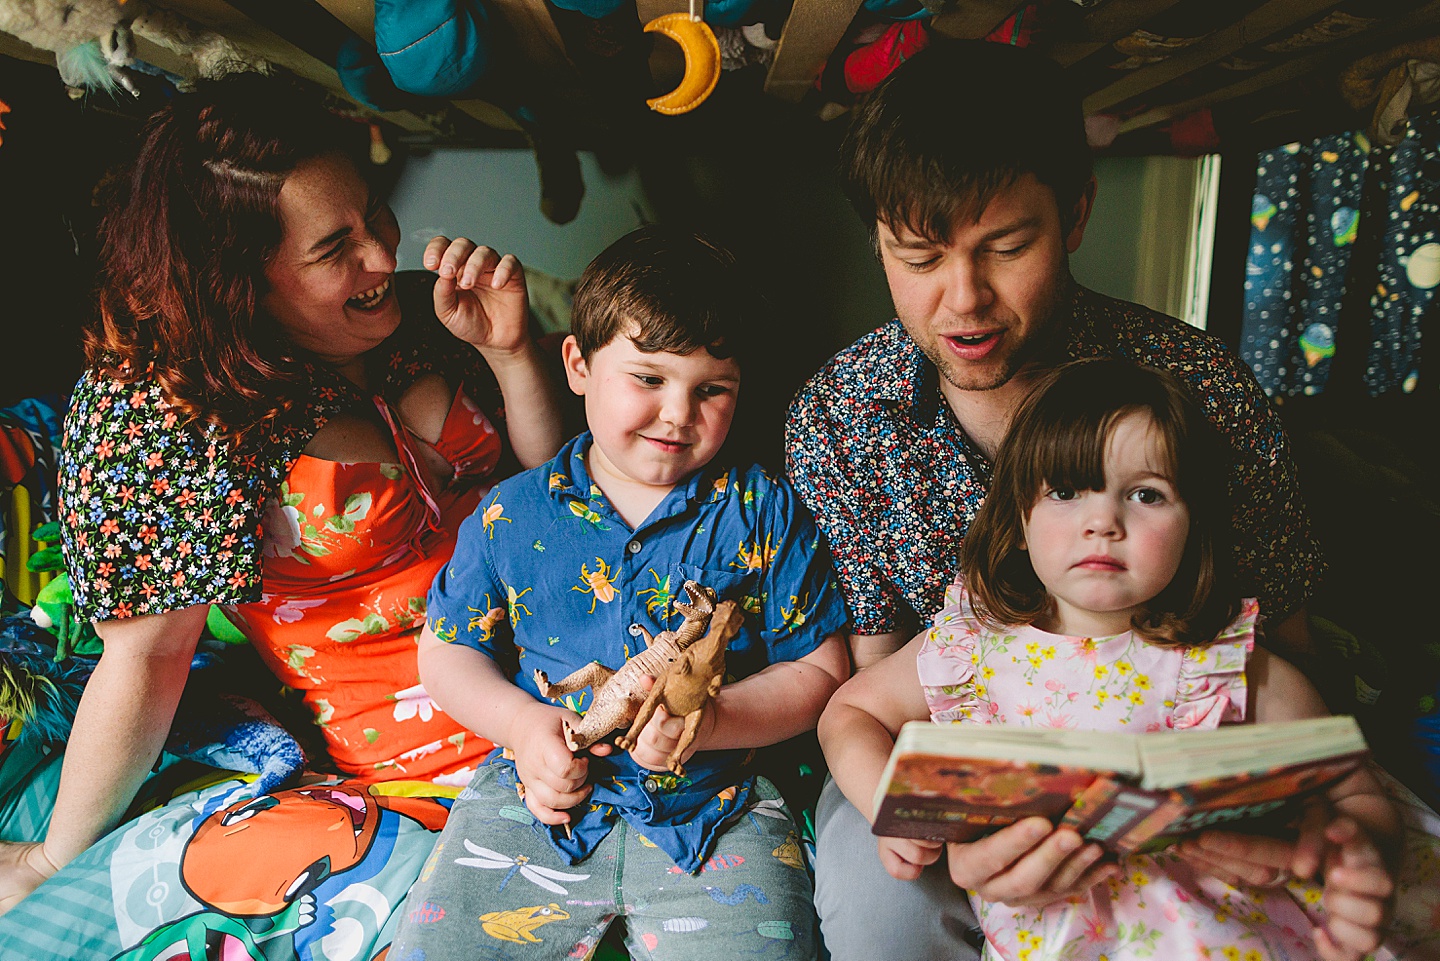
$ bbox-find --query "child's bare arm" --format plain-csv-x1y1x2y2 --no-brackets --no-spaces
417,625,601,826
625,632,850,771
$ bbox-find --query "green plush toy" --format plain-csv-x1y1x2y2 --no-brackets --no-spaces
25,522,102,661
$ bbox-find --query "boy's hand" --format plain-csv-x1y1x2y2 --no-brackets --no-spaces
509,702,600,829
946,818,1119,909
876,835,943,881
1310,817,1395,961
625,702,717,773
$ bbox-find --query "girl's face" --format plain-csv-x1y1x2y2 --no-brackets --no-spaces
1021,411,1190,637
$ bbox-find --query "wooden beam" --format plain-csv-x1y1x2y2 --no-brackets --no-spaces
1049,0,1183,67
765,0,864,102
1083,0,1347,115
1115,0,1440,134
148,0,433,132
931,0,1026,41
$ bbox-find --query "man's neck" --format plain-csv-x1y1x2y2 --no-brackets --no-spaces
939,375,1038,462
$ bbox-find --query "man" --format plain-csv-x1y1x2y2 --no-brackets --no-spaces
785,39,1324,961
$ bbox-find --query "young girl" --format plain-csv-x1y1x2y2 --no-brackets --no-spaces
819,359,1409,961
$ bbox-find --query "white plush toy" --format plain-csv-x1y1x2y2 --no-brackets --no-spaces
0,0,262,97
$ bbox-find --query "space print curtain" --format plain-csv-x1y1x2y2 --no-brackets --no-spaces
1241,112,1440,398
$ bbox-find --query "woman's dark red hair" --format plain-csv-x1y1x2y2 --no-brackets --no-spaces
88,72,364,445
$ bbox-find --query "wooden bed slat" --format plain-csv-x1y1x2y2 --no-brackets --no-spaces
931,0,1027,41
1082,0,1347,114
765,0,865,102
1049,0,1184,67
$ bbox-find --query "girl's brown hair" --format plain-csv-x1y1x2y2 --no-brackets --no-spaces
88,72,365,446
960,358,1239,647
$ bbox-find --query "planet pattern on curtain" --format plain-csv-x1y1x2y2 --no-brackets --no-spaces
1241,113,1440,398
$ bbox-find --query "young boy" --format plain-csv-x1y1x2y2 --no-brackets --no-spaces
391,226,850,961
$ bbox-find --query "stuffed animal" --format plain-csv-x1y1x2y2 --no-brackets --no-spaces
0,0,259,98
615,599,741,776
534,581,718,751
25,523,101,661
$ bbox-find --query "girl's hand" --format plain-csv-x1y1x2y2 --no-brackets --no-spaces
0,841,58,915
1175,831,1301,887
424,237,531,356
946,818,1120,908
1310,817,1395,961
876,835,943,881
509,702,600,830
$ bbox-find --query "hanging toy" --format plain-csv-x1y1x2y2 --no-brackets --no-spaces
643,1,721,115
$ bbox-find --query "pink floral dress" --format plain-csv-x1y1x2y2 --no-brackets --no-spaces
917,579,1440,961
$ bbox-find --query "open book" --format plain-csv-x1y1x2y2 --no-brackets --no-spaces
871,716,1368,854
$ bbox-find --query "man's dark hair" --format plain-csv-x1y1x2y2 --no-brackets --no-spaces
840,39,1093,244
571,225,751,369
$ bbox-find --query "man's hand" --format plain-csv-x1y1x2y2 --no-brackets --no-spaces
877,835,943,881
509,702,603,829
946,818,1119,908
0,841,58,915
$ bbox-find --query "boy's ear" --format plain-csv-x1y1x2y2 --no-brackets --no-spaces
561,335,589,396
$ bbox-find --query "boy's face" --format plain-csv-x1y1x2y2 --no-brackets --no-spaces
562,331,741,495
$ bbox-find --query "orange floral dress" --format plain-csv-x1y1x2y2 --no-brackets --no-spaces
220,388,502,787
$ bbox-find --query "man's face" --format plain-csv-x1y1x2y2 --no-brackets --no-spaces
878,173,1092,395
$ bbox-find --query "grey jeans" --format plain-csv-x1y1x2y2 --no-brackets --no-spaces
813,776,983,961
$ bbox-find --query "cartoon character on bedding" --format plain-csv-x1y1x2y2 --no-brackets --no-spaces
108,785,450,961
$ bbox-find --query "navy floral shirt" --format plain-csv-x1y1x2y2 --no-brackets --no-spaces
785,284,1324,636
59,272,505,624
427,432,849,871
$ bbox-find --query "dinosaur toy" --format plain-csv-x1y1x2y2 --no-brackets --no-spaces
615,599,741,776
534,580,717,751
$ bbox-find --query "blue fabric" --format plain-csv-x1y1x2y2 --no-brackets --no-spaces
1241,136,1367,398
375,0,493,99
426,432,849,871
1241,119,1440,398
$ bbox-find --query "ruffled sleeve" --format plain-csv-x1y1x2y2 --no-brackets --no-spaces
915,577,985,724
1171,598,1259,730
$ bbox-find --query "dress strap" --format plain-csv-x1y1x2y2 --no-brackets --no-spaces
1172,597,1260,730
372,396,444,533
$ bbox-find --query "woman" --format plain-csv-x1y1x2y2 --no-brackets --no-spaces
0,72,564,956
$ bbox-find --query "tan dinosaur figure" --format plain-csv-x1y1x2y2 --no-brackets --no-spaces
534,580,717,751
615,599,741,777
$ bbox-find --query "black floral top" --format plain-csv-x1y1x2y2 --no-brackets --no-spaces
59,272,505,624
785,284,1326,635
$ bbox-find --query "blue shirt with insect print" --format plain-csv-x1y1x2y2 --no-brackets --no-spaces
427,430,849,871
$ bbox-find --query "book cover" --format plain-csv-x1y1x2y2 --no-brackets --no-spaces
870,717,1368,851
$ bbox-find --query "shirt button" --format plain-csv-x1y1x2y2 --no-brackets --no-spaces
643,778,660,792
627,540,642,554
629,623,644,637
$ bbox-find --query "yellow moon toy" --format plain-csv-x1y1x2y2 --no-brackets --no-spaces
644,13,721,115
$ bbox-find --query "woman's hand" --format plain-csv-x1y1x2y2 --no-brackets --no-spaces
424,237,531,356
0,841,58,915
945,818,1120,908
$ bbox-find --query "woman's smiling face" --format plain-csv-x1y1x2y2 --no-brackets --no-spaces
261,153,402,364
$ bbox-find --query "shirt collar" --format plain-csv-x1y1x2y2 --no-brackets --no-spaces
543,432,719,526
872,319,936,409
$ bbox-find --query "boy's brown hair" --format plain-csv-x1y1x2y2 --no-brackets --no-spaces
571,225,752,368
960,359,1239,647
